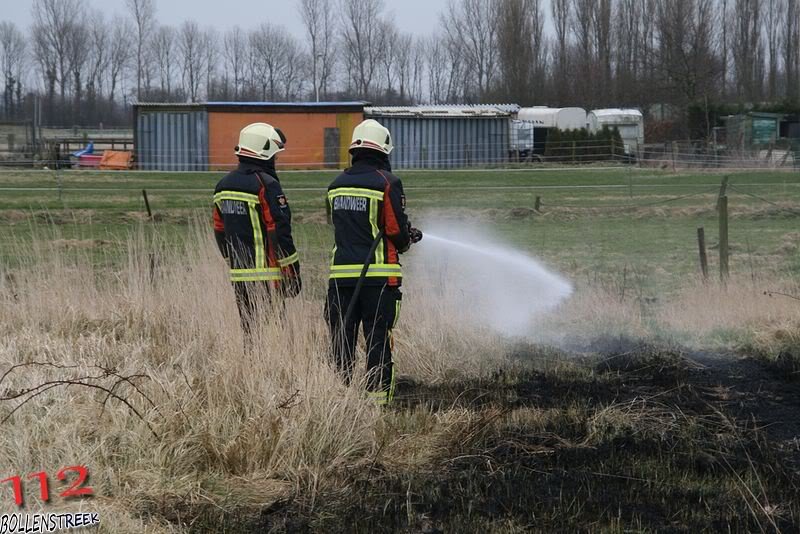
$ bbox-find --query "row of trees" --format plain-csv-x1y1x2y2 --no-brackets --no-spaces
1,0,800,134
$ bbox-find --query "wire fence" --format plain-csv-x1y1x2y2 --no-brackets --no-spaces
1,135,798,171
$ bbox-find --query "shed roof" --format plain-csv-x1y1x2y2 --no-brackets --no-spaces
366,104,519,118
133,101,369,113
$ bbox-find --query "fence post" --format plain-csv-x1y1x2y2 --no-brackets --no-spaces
534,196,541,211
716,176,728,210
671,141,677,171
697,227,708,280
718,196,729,282
142,189,152,219
56,169,63,202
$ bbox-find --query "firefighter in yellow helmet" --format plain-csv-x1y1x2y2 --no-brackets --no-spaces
213,123,301,331
325,119,423,405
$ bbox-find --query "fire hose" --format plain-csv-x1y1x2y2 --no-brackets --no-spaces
342,227,422,326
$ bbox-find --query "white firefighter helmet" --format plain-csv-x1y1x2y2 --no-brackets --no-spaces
234,122,286,161
349,119,394,155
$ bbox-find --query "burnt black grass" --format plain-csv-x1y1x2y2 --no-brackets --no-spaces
164,343,800,533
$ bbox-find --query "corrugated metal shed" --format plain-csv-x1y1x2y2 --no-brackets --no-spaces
135,105,209,171
133,101,369,170
365,105,515,169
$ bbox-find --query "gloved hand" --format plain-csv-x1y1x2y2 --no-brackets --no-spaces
409,227,423,244
282,264,302,297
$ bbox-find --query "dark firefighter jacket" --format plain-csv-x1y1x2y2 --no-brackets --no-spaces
327,151,410,287
213,158,299,285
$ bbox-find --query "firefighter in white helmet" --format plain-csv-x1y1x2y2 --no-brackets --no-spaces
325,119,423,405
213,123,301,332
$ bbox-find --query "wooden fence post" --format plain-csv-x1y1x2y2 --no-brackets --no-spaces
718,196,729,282
671,141,677,171
534,196,541,211
716,176,728,211
697,227,708,280
142,189,152,219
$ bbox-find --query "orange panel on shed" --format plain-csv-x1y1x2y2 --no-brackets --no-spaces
207,111,363,170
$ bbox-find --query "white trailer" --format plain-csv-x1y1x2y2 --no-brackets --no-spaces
517,107,588,130
587,108,644,156
510,107,588,160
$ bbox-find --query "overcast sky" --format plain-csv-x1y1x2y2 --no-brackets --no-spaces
2,0,449,36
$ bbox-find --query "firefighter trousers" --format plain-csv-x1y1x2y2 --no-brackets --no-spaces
233,281,281,334
326,284,401,404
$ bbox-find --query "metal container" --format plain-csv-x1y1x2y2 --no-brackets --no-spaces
365,105,516,169
134,104,209,171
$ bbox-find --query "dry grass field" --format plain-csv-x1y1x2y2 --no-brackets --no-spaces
0,167,798,532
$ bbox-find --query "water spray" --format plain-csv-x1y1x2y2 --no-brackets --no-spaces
412,226,574,337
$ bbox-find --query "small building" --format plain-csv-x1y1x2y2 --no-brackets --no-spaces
725,111,780,149
587,108,644,155
133,101,367,171
364,105,517,169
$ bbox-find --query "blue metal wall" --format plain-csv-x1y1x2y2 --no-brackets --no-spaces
135,109,208,171
374,117,510,169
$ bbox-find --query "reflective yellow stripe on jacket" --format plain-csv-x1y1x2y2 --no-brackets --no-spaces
329,264,403,279
215,191,281,283
278,251,299,267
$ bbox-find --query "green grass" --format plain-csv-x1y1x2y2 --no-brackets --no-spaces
2,167,799,292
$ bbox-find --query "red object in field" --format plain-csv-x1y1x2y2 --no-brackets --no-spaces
78,154,103,167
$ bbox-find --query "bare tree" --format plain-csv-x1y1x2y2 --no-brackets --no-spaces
86,11,109,113
0,21,26,117
249,23,290,100
339,0,385,98
203,28,219,100
571,0,596,105
283,38,308,100
66,20,89,122
787,0,800,100
654,0,721,136
379,20,399,98
222,28,247,99
638,0,658,105
764,0,784,100
551,0,572,104
442,0,499,99
392,32,414,102
592,0,613,100
497,0,537,103
32,0,85,107
108,18,133,107
178,20,207,102
614,0,641,103
409,38,426,102
125,0,156,100
299,0,337,100
152,26,176,98
733,0,762,101
715,0,728,97
426,35,448,103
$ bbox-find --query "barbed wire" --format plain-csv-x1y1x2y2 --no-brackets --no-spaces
727,184,800,216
